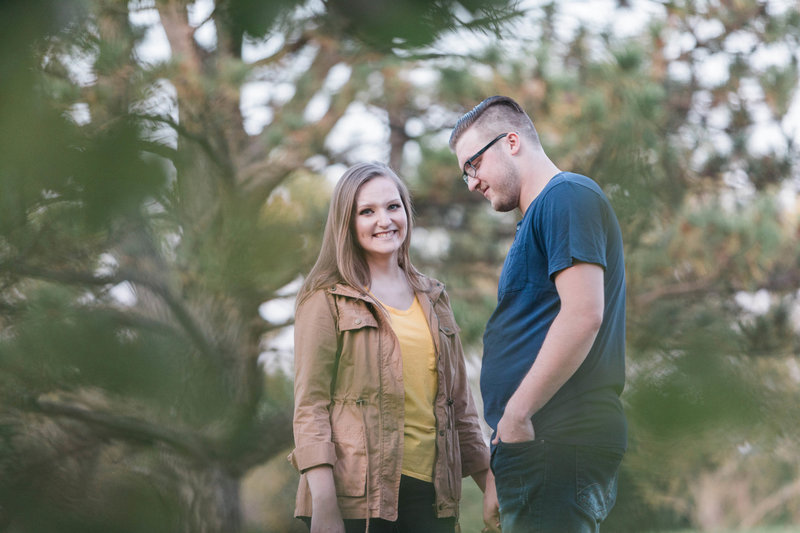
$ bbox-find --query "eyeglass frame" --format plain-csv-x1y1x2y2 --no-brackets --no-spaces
460,132,510,185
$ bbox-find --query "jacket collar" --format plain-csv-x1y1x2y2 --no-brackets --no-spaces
422,276,445,303
327,275,444,304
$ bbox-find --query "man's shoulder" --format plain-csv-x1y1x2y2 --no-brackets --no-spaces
544,172,604,198
533,174,607,218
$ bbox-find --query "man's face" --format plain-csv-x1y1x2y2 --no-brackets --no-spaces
455,127,520,212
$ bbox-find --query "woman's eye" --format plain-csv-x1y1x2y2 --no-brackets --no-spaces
388,203,402,210
359,208,373,215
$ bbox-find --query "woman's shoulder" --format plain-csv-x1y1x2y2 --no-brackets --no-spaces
413,273,450,304
301,281,358,300
297,286,330,307
409,269,437,288
301,283,371,313
296,285,348,321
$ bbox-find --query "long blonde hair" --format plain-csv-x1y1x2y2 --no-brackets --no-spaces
297,162,427,306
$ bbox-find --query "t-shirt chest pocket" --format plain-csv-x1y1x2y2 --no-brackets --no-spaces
498,240,528,294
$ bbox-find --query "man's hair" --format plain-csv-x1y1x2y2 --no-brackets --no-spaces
449,95,540,150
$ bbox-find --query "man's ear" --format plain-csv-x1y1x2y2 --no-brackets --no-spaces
506,132,522,155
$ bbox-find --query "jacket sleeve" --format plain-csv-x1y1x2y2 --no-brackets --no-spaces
441,291,491,477
289,289,339,473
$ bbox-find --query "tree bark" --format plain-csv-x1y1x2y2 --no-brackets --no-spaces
184,464,242,533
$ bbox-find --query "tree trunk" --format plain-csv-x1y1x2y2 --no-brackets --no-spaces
185,465,242,533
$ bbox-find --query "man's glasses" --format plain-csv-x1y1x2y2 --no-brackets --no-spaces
461,132,509,185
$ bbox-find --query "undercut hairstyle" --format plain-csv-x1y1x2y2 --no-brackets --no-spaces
297,162,427,306
449,95,540,150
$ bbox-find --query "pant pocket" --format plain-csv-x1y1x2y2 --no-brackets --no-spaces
492,439,543,484
575,446,624,522
492,440,545,509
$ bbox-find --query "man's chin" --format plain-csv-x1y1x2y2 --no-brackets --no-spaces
491,198,516,213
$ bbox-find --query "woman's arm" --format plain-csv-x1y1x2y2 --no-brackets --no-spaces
305,466,345,533
441,288,500,531
442,293,490,476
292,290,339,472
292,290,343,531
471,468,501,533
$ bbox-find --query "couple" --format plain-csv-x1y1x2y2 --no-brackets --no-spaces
289,96,627,533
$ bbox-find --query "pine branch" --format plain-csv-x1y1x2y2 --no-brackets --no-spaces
247,31,313,69
3,263,223,365
634,278,719,308
34,398,216,462
131,112,231,173
740,476,800,529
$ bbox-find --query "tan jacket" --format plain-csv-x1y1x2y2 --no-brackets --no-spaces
289,277,489,521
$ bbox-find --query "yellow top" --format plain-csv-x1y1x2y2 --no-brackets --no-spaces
382,295,438,482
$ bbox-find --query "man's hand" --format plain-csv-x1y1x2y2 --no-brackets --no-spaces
492,401,535,445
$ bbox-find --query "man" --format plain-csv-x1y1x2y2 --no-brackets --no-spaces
450,96,627,533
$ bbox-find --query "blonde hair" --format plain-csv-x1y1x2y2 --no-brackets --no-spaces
297,162,427,306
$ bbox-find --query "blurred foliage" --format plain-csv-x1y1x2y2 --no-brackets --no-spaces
2,0,800,532
0,0,519,531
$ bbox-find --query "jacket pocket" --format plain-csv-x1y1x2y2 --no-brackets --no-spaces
436,312,460,337
435,310,461,379
337,305,377,332
330,407,368,498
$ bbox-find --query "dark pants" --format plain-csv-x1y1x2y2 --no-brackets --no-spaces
491,439,624,533
301,475,455,533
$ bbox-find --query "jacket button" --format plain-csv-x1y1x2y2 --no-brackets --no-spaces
439,430,445,436
442,327,451,334
355,318,362,325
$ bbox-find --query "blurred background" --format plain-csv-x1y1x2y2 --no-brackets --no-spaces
1,0,799,532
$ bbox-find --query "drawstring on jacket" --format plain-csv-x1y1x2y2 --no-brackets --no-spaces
356,397,370,533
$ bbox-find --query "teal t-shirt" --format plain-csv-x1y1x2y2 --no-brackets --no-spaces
481,172,627,450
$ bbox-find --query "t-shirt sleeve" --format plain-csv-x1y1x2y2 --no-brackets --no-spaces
537,181,608,279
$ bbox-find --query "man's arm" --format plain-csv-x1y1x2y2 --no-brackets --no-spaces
493,261,604,444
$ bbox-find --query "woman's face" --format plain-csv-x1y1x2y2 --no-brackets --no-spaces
353,176,408,262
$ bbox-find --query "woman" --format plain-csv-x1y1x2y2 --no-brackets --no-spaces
289,162,496,533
